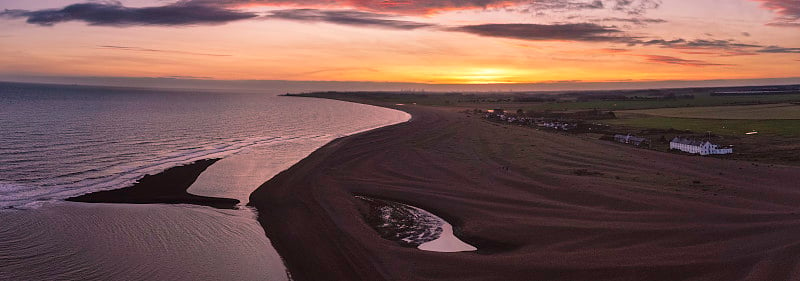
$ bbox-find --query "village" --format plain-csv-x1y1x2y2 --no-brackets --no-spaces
479,108,734,156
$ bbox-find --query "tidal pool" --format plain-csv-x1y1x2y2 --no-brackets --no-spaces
356,196,476,253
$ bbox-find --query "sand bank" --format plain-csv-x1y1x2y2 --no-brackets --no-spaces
68,159,239,209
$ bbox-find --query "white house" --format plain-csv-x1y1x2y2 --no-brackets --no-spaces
670,137,733,155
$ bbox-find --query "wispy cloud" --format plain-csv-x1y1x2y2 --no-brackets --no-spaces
752,0,800,27
196,0,661,15
266,9,435,30
636,39,761,49
514,0,661,16
638,55,731,66
194,0,527,15
0,2,257,26
757,46,800,53
449,22,800,58
160,75,214,79
598,17,667,25
98,45,232,57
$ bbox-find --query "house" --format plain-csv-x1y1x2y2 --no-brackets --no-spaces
538,121,576,131
670,137,733,155
614,134,649,146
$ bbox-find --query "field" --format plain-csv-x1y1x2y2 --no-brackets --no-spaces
607,103,800,137
622,103,800,120
606,116,800,137
521,92,800,111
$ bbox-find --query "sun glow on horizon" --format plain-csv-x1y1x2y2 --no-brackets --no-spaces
0,0,797,86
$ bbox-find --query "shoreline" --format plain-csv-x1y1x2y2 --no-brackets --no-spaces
250,94,800,280
67,159,240,209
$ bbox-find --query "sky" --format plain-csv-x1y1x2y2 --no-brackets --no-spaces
0,0,798,90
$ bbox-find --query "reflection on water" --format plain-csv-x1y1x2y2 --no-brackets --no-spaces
0,202,288,281
0,82,410,209
0,83,411,280
357,196,477,253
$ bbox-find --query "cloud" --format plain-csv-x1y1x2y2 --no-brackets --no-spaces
193,0,526,15
609,0,661,15
629,38,783,56
266,9,435,30
197,0,661,15
0,2,257,26
160,75,214,79
516,0,662,15
449,23,800,57
526,0,605,11
598,17,667,25
637,39,761,49
98,45,232,57
2,0,666,28
639,55,731,66
451,23,636,42
751,0,800,27
599,48,630,53
757,45,800,53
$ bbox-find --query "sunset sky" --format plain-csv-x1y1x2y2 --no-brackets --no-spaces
0,0,798,87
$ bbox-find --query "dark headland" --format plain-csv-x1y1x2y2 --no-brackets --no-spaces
250,92,800,281
68,159,239,209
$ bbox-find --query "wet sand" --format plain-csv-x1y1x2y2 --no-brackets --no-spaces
68,159,239,209
250,98,800,281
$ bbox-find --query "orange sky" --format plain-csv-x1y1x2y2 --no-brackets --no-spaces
0,0,798,85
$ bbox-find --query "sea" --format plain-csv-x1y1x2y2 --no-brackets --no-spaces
0,82,410,280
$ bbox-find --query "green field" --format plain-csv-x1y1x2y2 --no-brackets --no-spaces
606,115,800,137
622,103,800,120
521,93,800,111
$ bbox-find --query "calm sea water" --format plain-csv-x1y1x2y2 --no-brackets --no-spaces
0,82,409,208
0,82,410,280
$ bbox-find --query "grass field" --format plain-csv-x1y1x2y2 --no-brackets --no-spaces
622,103,800,120
606,115,800,137
521,93,800,111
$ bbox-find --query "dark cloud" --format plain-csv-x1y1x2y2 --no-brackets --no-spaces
0,2,257,26
449,22,800,57
639,55,731,66
757,46,800,53
752,0,800,27
192,0,526,15
451,23,635,42
521,0,662,14
610,0,661,15
631,38,784,56
197,0,660,15
527,0,605,11
98,45,232,57
1,0,666,28
637,39,761,49
266,9,435,30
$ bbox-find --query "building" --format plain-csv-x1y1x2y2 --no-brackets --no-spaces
538,121,576,131
614,134,649,146
670,137,733,155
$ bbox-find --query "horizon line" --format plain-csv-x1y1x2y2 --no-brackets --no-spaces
1,75,799,93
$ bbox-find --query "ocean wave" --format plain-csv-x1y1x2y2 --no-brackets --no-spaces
0,135,329,209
